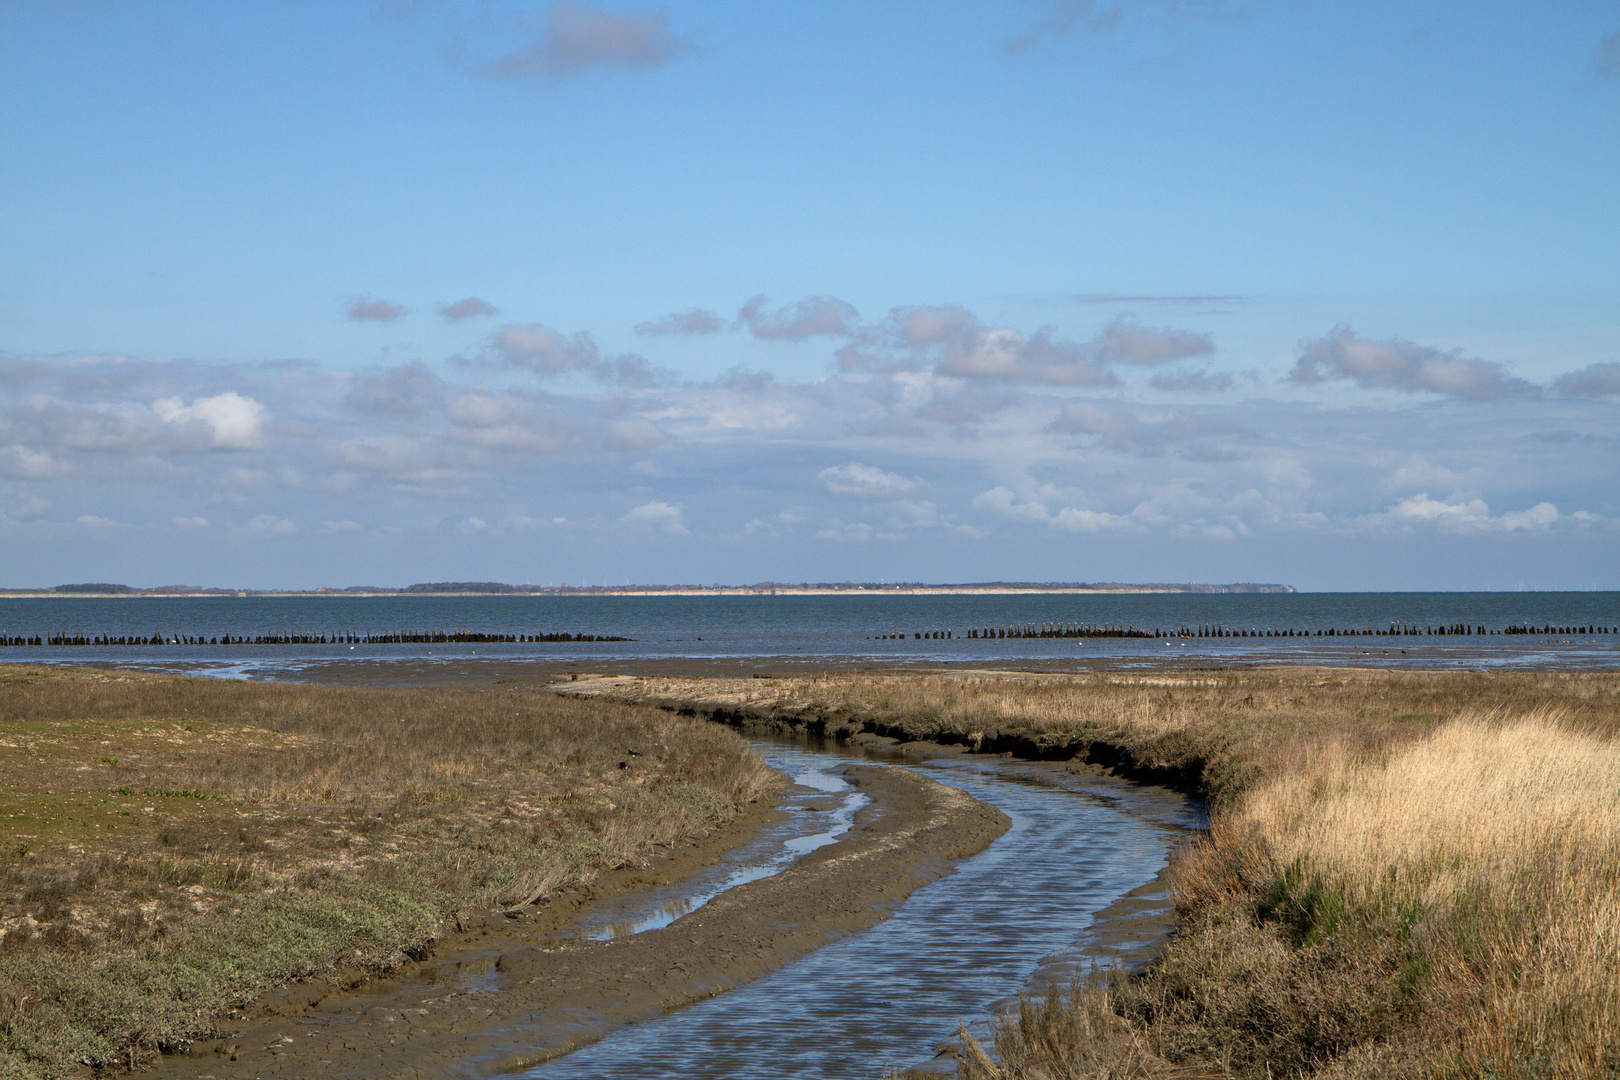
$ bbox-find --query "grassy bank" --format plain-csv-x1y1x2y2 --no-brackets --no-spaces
0,665,776,1079
562,667,1620,1078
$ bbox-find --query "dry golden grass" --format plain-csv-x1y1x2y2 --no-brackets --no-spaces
0,664,775,1078
570,666,1620,804
572,666,1620,1079
950,985,1188,1080
1172,712,1620,1079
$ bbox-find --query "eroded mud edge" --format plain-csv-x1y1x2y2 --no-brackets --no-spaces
571,684,1205,1074
150,764,1010,1080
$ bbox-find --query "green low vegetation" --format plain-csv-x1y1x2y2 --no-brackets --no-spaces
0,665,775,1078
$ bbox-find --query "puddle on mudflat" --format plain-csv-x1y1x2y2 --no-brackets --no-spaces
510,736,1204,1080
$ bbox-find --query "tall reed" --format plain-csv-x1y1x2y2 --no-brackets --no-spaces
1202,712,1620,1077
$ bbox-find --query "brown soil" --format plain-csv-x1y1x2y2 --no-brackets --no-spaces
152,764,1010,1079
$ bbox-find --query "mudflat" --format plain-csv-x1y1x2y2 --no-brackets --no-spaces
153,764,1009,1079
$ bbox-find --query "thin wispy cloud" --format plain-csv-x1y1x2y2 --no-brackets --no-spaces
1151,368,1234,393
1004,0,1123,54
635,308,724,336
481,3,697,81
445,390,593,453
1592,31,1620,81
345,296,406,322
344,362,446,419
709,366,774,391
737,295,859,341
438,297,500,321
915,389,1015,427
245,514,296,535
466,323,670,386
1003,0,1243,54
838,305,1204,386
1047,400,1245,454
934,326,1120,386
1074,294,1244,305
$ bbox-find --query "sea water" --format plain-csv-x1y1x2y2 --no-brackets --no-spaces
0,591,1616,678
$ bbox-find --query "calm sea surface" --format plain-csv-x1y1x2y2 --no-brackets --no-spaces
0,592,1616,678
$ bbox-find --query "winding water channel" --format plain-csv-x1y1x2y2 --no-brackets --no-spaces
510,735,1203,1079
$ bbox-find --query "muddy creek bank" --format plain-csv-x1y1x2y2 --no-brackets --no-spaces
516,737,1200,1079
147,709,1200,1080
151,761,1007,1080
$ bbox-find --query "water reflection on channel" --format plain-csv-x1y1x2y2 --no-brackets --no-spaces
574,755,868,942
511,736,1204,1080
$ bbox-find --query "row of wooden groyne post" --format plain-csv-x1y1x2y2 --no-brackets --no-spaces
872,622,1618,641
1,622,1613,648
0,630,631,647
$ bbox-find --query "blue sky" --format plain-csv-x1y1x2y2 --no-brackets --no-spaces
1,0,1616,590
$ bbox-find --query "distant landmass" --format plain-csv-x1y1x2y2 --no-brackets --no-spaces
0,581,1296,597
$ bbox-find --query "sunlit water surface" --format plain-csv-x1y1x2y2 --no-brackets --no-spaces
503,737,1201,1080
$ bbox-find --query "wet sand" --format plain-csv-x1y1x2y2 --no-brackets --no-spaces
144,633,1598,688
153,764,1009,1080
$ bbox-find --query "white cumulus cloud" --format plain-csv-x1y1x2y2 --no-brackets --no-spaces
621,500,688,535
972,485,1134,532
151,392,271,450
0,444,63,479
818,462,921,500
1373,494,1596,533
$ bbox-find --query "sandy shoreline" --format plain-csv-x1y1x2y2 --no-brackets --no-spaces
149,763,1009,1080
